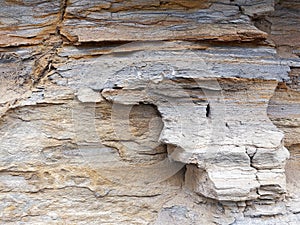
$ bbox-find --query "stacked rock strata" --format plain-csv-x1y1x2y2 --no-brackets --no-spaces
0,0,299,224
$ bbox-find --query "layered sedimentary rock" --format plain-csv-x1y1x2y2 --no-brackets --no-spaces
0,0,300,224
0,0,61,47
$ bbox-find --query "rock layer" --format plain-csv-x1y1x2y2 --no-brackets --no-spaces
0,0,300,224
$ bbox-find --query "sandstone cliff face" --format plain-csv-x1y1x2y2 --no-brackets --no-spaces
0,0,300,224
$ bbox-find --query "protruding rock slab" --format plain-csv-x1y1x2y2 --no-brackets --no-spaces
61,1,267,43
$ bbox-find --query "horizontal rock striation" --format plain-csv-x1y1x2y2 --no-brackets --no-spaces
0,0,300,224
61,0,267,43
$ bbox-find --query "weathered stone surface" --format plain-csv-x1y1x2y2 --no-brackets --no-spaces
1,0,300,224
61,0,267,43
0,0,61,47
0,47,35,117
266,0,300,57
185,165,259,201
236,0,275,17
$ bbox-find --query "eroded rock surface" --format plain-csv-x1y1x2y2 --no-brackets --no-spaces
0,0,300,224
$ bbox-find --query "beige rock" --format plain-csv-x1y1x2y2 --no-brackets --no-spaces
0,0,300,224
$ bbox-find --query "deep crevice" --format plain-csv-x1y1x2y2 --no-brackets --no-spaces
206,103,211,118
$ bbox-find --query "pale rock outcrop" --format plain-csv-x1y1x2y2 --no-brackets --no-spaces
0,0,300,224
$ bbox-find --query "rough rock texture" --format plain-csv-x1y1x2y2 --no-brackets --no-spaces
1,0,300,224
